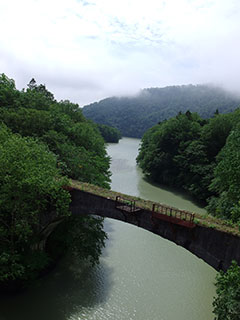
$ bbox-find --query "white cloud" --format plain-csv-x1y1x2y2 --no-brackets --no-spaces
0,0,240,105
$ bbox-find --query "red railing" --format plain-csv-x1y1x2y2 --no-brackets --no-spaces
152,203,195,228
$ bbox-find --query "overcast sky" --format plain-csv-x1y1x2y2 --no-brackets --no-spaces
0,0,240,106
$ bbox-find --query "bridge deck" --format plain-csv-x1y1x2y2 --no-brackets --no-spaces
152,203,195,228
69,180,240,236
152,211,196,228
115,196,142,214
115,196,195,228
68,182,240,271
115,205,142,213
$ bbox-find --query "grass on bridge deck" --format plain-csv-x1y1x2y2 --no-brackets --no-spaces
70,180,240,237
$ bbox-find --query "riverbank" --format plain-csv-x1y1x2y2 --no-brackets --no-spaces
0,137,217,320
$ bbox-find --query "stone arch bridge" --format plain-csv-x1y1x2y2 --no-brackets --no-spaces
68,183,240,272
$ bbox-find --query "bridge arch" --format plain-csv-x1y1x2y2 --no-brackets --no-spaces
69,187,240,272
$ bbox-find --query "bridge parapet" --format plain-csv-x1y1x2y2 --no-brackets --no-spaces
69,186,240,271
115,196,142,213
152,203,195,228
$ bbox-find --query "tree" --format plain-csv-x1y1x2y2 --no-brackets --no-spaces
0,123,109,287
0,75,111,289
58,100,85,123
0,73,20,108
137,113,202,187
27,79,54,101
35,84,55,101
201,113,236,161
48,216,107,266
27,78,37,90
97,123,121,143
208,124,240,221
0,124,70,282
213,261,240,320
0,79,111,188
174,139,214,200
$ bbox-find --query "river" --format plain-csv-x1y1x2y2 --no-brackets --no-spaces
0,137,216,320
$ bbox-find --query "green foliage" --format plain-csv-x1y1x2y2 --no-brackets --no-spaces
57,99,85,123
0,74,111,287
0,76,111,188
0,125,70,282
137,112,205,194
208,124,240,221
0,74,20,108
174,140,214,200
97,123,121,143
201,112,237,161
48,216,107,266
137,108,240,211
83,84,240,138
0,107,52,137
19,78,55,110
213,261,240,320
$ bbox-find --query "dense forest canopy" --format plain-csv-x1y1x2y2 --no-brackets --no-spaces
97,123,121,143
82,84,240,138
1,74,240,314
213,260,240,319
0,74,110,288
137,109,240,223
0,75,111,187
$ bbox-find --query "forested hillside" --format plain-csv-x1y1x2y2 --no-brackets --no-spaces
137,109,240,222
0,74,109,289
83,85,240,138
97,123,121,143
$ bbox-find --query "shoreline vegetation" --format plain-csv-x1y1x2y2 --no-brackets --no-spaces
1,74,239,318
137,110,240,226
0,74,110,292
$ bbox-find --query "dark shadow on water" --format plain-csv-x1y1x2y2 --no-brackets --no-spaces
141,175,206,209
0,219,119,320
0,252,114,320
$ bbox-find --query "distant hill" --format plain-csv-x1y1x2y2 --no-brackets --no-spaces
82,85,240,138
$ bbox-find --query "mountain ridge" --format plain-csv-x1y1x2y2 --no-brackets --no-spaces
82,84,240,138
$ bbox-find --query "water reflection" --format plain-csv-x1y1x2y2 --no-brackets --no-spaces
0,254,114,320
0,138,216,320
0,215,216,320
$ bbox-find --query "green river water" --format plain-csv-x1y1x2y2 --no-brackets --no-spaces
0,137,216,320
